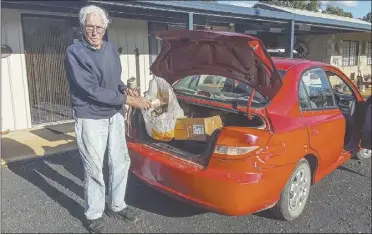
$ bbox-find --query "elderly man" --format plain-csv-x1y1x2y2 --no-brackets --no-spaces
65,5,151,233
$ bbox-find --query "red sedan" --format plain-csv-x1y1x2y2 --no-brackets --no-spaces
126,30,371,221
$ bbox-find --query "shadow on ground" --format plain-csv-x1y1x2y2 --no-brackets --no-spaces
337,165,369,178
6,141,204,222
125,173,206,217
1,138,39,162
29,122,75,142
5,140,85,223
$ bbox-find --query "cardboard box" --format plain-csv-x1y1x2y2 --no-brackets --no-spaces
174,115,223,141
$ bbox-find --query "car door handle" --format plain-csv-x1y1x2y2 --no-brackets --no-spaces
311,129,320,136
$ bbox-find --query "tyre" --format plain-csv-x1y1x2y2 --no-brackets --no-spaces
355,148,372,161
271,159,312,221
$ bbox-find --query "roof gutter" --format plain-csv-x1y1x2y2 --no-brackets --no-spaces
90,0,288,24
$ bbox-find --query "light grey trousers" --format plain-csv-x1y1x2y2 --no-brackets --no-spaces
75,112,130,220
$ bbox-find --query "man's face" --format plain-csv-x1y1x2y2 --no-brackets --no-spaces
83,13,105,48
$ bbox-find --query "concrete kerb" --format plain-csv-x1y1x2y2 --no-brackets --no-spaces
1,146,78,168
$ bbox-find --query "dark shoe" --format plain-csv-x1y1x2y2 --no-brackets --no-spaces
106,207,139,223
84,217,104,234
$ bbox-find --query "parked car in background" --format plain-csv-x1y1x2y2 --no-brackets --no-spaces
126,30,371,221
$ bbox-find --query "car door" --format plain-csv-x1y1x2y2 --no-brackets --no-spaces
322,66,371,151
299,67,345,170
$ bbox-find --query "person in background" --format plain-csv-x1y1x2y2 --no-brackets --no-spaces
64,5,151,233
362,96,371,150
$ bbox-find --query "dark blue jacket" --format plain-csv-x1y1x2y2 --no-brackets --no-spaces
362,96,371,149
65,38,127,119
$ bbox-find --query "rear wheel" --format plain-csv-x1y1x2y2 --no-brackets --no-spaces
271,159,312,221
355,148,372,161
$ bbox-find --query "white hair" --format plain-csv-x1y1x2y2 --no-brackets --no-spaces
79,5,111,29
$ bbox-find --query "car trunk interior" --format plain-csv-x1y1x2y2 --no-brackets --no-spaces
128,98,266,165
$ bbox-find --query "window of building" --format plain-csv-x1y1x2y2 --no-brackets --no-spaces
367,42,372,65
342,40,358,67
300,68,336,110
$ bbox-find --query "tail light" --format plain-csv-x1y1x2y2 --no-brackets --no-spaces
212,127,271,160
214,145,259,156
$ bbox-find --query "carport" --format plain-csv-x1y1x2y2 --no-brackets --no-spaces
3,0,370,59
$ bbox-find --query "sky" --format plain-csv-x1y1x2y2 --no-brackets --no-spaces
218,1,371,19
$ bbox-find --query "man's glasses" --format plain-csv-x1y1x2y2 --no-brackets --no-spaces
85,25,105,34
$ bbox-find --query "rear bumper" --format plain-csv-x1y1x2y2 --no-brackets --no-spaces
128,141,294,216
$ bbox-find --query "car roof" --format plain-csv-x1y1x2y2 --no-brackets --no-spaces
271,57,326,71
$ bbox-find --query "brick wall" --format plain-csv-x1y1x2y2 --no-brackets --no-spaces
296,34,333,63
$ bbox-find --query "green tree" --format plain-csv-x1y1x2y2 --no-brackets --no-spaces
362,12,371,23
257,0,321,12
323,5,353,18
304,0,321,12
258,0,295,8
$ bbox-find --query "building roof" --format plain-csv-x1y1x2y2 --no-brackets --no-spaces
96,0,372,31
254,3,371,26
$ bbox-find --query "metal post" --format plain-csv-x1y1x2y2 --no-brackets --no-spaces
188,12,194,30
289,20,295,58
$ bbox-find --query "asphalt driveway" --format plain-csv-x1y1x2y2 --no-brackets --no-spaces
1,150,371,233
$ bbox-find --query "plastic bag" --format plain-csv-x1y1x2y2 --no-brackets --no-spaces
142,76,185,142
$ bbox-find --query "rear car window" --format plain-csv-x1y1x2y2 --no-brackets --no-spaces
173,75,268,108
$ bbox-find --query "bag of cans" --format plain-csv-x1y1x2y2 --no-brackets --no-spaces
141,77,185,142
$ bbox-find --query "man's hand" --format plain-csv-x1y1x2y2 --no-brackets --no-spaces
126,96,152,110
125,88,140,97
